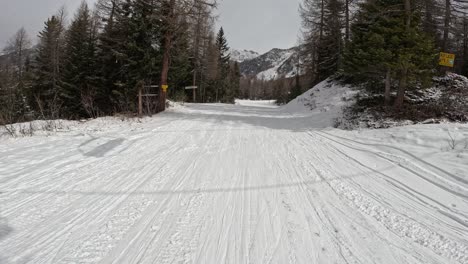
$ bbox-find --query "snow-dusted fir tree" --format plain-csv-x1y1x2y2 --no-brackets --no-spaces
216,27,231,66
62,2,100,118
300,0,345,83
344,0,436,109
214,27,230,102
96,0,132,113
316,0,344,80
32,11,67,119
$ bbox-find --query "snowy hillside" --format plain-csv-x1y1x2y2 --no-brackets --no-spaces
229,49,260,62
334,73,468,129
239,46,301,80
280,79,358,127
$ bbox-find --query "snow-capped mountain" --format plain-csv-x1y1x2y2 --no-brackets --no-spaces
229,49,260,63
239,46,301,81
0,46,37,65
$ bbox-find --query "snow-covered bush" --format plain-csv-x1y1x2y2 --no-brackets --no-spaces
338,73,468,129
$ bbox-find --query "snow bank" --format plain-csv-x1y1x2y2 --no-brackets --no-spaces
0,116,147,139
283,80,356,114
166,100,185,109
235,99,278,108
338,73,468,129
1,100,187,139
334,122,468,182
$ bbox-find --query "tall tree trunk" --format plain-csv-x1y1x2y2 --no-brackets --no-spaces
159,34,172,112
18,39,23,83
385,69,391,105
53,9,66,101
345,0,350,44
320,0,324,40
395,0,412,110
158,0,175,113
464,18,467,56
192,1,202,99
395,69,408,109
463,18,468,76
443,0,451,51
404,0,411,29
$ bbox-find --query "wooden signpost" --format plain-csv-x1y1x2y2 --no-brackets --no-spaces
138,85,159,117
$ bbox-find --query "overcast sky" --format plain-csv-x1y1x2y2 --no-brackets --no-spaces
0,0,301,54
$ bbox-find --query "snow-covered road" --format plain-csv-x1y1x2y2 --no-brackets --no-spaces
0,103,467,264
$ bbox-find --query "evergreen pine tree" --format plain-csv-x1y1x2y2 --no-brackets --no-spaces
345,0,436,109
62,2,99,118
96,0,125,113
169,17,192,101
344,0,397,86
316,0,344,81
290,73,303,101
215,27,232,102
231,61,241,99
127,0,161,87
202,33,219,102
216,27,231,65
96,0,137,113
32,15,66,119
222,62,241,103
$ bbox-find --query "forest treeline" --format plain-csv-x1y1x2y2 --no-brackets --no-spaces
237,0,468,107
0,0,240,124
1,0,468,124
298,0,468,109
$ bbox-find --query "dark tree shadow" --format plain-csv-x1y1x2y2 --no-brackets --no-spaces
78,137,126,158
0,217,12,263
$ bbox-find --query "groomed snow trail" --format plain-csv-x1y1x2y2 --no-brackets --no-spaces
1,103,467,264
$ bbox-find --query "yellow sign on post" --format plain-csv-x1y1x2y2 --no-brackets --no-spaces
161,85,169,93
439,52,455,67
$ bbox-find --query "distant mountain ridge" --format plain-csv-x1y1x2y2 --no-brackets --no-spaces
238,46,301,81
229,49,260,63
2,46,300,82
0,46,36,65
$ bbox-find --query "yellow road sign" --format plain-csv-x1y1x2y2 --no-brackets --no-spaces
161,84,169,92
439,52,455,67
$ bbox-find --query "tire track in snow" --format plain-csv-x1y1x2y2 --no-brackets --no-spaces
321,131,468,187
100,122,221,264
314,131,468,232
308,131,468,264
278,132,363,264
0,119,201,263
59,120,218,264
0,121,183,227
280,131,448,263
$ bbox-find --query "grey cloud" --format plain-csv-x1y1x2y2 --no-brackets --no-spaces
0,0,301,54
0,0,92,48
217,0,301,53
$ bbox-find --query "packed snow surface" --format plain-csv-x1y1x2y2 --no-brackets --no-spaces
235,99,277,108
1,83,468,264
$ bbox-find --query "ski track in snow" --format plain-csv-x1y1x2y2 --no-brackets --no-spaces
0,103,467,264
